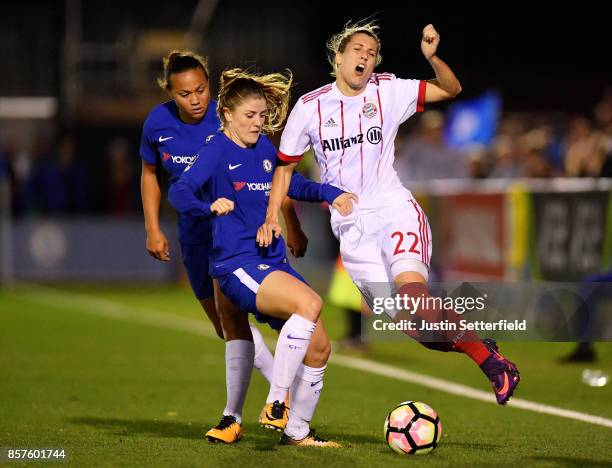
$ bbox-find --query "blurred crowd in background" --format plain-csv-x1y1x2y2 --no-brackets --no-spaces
397,89,612,181
1,88,610,218
0,133,139,217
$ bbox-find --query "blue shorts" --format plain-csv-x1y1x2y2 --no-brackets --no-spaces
218,260,306,331
180,240,214,299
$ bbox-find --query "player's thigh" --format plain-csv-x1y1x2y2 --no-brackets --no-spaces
337,222,392,310
218,267,286,332
213,279,251,341
256,270,322,322
338,222,388,284
381,199,432,281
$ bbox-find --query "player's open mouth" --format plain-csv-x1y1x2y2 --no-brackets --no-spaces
355,64,365,74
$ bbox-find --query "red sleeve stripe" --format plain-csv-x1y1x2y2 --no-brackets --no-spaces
302,84,332,103
369,73,393,85
417,80,427,112
303,83,331,100
277,151,303,162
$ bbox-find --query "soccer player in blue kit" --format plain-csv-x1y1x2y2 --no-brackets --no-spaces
140,51,307,443
169,68,357,447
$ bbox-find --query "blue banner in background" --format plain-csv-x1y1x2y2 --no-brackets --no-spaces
444,91,501,150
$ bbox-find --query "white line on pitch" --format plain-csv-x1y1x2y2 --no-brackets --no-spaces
331,354,612,428
7,284,612,430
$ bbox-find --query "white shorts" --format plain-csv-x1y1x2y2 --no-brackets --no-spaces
331,196,432,289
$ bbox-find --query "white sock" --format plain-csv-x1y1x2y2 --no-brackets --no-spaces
266,314,316,404
223,339,254,424
250,324,274,384
285,364,326,440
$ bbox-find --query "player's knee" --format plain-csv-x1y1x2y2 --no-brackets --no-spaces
296,294,323,323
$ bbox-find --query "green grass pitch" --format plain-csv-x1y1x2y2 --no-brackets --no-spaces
1,284,611,467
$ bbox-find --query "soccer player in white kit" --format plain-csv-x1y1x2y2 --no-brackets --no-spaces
258,20,520,405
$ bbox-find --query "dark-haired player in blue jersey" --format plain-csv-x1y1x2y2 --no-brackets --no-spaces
169,68,357,447
140,51,306,444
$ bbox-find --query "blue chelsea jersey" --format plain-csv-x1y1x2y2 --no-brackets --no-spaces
168,132,344,276
139,100,220,244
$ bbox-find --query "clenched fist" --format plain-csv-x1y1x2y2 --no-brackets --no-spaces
211,197,234,216
421,24,440,60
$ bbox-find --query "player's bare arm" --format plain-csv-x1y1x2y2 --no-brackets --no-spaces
281,197,309,257
141,160,170,261
421,24,462,103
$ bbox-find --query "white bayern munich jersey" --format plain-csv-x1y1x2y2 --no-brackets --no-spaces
279,73,426,209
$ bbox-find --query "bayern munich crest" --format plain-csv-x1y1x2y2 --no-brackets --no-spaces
362,101,378,119
263,159,273,172
257,264,270,270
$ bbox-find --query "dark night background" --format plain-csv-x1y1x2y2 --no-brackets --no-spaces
0,1,610,213
1,1,610,112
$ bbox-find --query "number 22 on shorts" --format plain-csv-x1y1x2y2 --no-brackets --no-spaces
391,231,421,255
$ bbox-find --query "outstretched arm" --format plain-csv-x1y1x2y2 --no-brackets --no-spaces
282,172,359,256
286,172,357,214
421,24,462,103
258,166,357,248
257,161,297,247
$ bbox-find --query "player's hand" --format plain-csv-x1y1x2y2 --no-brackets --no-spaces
146,229,170,262
211,197,234,216
286,227,309,257
257,218,283,247
421,24,440,60
332,193,358,216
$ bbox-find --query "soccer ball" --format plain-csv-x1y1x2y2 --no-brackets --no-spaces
384,401,442,455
